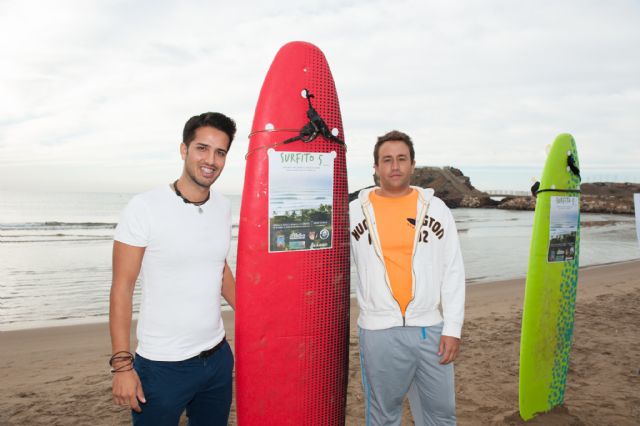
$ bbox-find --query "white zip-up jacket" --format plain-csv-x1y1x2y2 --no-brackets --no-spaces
349,186,465,338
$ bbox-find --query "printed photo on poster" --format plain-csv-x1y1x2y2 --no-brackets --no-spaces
547,196,580,262
268,149,335,252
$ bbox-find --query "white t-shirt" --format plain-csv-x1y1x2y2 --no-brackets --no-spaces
114,185,231,361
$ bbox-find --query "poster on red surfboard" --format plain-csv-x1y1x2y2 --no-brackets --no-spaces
268,149,336,252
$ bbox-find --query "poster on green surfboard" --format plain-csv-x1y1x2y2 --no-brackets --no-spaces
547,197,579,262
634,194,640,247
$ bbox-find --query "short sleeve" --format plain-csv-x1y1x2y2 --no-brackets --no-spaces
114,195,151,247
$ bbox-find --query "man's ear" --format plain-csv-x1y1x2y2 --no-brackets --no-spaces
180,143,187,160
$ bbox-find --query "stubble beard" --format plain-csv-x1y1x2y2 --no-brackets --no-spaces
379,175,412,195
185,163,218,190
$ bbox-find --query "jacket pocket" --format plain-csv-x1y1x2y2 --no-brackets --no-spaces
410,261,439,312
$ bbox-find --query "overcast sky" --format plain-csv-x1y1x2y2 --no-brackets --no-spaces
1,0,638,194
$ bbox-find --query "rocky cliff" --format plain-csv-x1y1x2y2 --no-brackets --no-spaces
367,166,497,208
350,167,637,214
497,182,638,214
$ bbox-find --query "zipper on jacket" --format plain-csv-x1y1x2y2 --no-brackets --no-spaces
403,195,430,324
361,187,430,328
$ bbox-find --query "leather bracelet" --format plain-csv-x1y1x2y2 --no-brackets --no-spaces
111,365,134,373
109,351,134,367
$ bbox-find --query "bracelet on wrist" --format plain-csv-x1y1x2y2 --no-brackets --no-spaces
109,351,134,373
111,365,135,373
109,351,134,366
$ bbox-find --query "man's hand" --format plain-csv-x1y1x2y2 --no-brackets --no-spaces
438,335,461,364
112,369,146,412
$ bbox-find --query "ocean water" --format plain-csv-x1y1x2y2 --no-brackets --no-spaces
1,190,638,330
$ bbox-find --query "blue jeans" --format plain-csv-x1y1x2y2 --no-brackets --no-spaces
132,341,234,426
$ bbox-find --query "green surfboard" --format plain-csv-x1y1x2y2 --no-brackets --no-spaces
519,134,581,420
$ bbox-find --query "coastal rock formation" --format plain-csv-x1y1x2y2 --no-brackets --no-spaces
368,166,497,208
350,168,637,214
412,167,497,208
580,182,639,214
496,196,536,211
496,182,638,214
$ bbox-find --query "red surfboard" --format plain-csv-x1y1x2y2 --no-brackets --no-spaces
236,42,350,424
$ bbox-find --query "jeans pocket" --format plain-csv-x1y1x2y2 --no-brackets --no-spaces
133,354,151,382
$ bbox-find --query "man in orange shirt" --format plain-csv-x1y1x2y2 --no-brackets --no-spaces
349,131,465,425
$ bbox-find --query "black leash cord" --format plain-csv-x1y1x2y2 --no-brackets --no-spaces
245,89,344,159
530,151,581,197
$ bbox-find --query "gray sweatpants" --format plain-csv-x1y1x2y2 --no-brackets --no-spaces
359,323,456,426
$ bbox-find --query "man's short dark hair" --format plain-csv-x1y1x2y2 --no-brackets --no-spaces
183,112,237,149
374,130,415,165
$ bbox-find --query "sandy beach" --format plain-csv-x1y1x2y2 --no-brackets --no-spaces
1,260,638,425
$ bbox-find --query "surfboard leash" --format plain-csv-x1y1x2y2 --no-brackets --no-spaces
531,152,581,197
567,152,580,180
245,89,345,159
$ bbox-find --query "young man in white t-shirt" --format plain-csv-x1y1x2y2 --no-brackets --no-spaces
109,112,237,425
